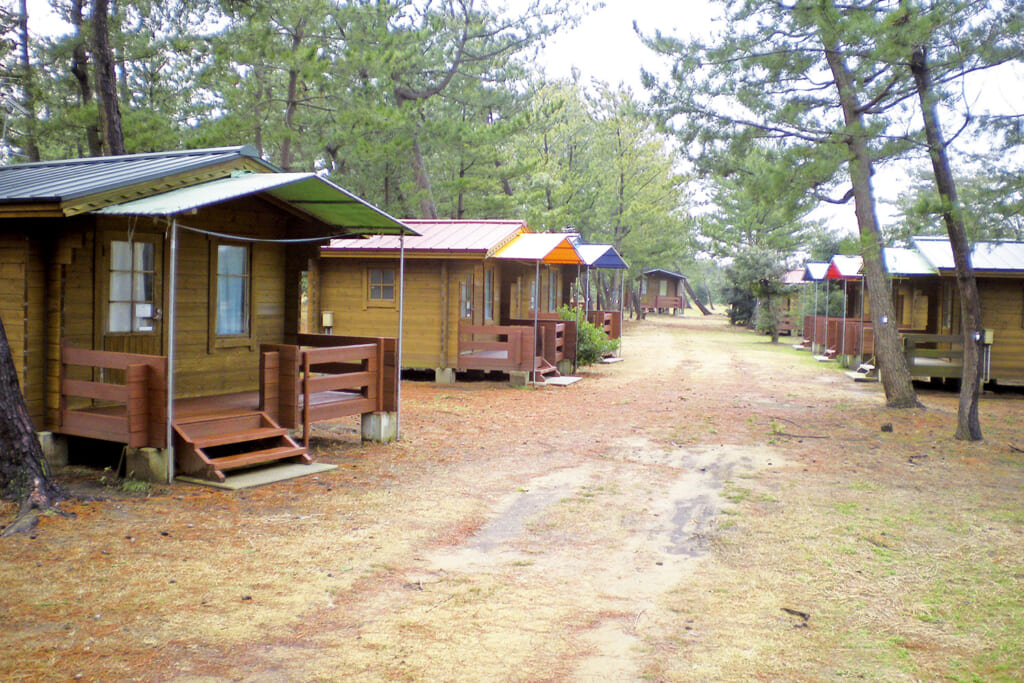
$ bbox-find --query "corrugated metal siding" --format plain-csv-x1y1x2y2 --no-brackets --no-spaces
0,146,264,203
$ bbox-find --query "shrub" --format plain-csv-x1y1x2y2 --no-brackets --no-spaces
557,306,620,366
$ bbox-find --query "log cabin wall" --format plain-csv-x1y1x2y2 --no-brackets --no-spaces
317,258,445,370
167,198,291,399
0,233,29,414
980,277,1024,381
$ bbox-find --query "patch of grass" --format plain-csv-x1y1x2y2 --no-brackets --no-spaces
722,484,751,504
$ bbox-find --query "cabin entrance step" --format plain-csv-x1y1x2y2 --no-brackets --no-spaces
173,410,311,482
532,356,560,382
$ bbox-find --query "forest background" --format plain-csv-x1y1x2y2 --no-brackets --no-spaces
1,0,1023,304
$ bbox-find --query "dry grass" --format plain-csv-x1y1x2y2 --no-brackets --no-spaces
2,315,1022,681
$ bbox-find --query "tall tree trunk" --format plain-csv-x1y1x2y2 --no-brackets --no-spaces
70,0,102,157
910,46,983,440
0,314,65,526
279,67,300,171
823,40,921,408
410,131,438,219
16,0,41,161
91,0,126,155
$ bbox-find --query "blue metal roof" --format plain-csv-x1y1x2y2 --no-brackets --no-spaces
642,268,686,279
0,146,269,204
577,244,629,269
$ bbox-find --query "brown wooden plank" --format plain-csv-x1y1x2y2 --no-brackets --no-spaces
61,378,126,403
305,371,373,394
61,411,127,443
304,344,376,365
306,397,376,422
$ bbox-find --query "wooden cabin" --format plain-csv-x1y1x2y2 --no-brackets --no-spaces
0,146,410,483
906,236,1024,384
575,243,627,342
639,268,688,315
317,222,584,384
803,240,1024,385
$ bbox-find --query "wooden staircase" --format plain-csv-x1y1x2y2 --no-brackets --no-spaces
532,356,561,383
173,411,311,482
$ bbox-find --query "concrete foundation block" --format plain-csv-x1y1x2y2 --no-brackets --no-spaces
508,370,531,387
362,411,398,443
125,447,172,484
434,367,456,385
37,432,68,468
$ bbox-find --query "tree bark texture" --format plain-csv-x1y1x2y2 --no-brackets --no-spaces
70,0,102,157
91,0,126,156
910,46,983,440
0,314,64,511
823,43,922,408
16,0,41,161
410,132,439,219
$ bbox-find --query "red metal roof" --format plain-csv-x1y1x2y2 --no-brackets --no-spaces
324,219,526,256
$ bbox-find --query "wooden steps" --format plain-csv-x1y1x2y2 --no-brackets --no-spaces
173,411,311,482
533,356,560,382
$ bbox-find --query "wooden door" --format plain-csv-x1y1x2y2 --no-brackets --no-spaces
96,231,164,356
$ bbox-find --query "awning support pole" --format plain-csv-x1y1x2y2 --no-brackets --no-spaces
396,228,406,440
165,218,178,484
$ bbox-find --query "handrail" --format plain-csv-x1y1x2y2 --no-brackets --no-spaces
261,336,394,446
60,345,167,448
456,323,534,372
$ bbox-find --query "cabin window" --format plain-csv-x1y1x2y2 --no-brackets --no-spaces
460,274,474,319
368,268,395,302
108,240,156,333
483,268,494,320
659,279,668,297
548,268,558,311
216,244,250,336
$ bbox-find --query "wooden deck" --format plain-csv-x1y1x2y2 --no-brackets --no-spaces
59,335,397,480
456,320,574,380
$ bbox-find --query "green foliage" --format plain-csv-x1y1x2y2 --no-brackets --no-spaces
557,305,618,366
722,249,787,331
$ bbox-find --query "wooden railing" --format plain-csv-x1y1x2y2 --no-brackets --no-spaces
60,345,168,448
261,335,395,445
587,311,622,340
641,295,684,311
507,318,577,366
456,323,534,373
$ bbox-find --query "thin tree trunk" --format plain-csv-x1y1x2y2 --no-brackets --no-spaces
822,39,921,409
91,0,126,155
410,131,438,219
16,0,40,161
0,314,65,528
70,0,102,157
910,46,983,440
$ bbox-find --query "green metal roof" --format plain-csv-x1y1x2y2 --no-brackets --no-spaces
96,172,412,235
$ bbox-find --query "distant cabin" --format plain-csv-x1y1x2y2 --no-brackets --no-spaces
801,238,1024,385
0,146,410,482
639,268,688,315
316,220,594,384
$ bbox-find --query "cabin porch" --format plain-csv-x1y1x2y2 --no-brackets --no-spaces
456,319,576,383
58,334,397,482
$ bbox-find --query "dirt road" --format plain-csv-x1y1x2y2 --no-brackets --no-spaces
2,315,1022,681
